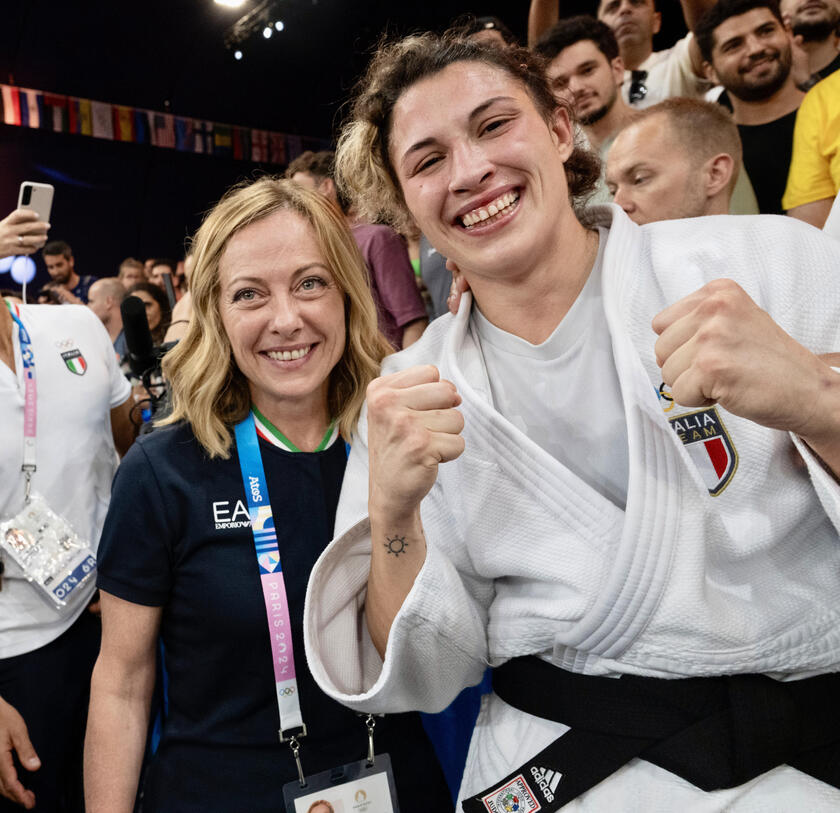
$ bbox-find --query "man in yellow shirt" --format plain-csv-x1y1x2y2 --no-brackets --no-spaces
783,71,840,228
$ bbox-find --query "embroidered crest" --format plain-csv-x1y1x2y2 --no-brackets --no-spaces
482,776,541,813
668,406,738,496
60,348,87,376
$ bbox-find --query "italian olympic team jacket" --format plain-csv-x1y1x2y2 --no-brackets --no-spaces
304,206,840,810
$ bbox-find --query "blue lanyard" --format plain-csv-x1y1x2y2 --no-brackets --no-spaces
234,413,306,745
7,304,37,499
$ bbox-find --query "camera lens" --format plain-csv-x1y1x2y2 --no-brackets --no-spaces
21,185,32,205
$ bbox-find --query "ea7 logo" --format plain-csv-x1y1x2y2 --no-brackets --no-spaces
530,766,561,803
212,499,250,530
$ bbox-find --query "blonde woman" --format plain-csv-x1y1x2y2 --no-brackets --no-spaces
83,179,449,812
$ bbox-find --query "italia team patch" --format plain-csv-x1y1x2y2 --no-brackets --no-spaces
60,348,87,376
482,775,541,813
668,406,738,496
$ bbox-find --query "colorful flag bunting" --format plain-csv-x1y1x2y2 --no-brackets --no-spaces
43,93,69,132
214,123,232,156
232,126,244,160
251,129,268,163
153,113,175,148
285,134,303,164
133,109,150,144
269,132,285,165
91,101,114,139
1,85,21,126
79,98,93,136
174,117,193,151
0,83,317,167
113,106,135,142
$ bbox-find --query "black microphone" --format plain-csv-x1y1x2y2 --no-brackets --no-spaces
160,271,177,310
121,295,157,378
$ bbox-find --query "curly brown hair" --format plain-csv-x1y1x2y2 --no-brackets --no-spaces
335,32,601,233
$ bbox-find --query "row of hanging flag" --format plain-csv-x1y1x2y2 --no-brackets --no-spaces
0,84,331,166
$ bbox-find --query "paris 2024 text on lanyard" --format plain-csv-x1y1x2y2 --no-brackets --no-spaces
234,413,399,813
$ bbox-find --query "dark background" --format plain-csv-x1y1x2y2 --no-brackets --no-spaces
0,0,685,290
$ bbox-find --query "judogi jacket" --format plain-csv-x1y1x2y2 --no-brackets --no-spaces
304,206,840,809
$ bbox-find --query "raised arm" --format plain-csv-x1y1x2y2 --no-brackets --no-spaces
680,0,718,75
528,0,560,47
364,365,465,655
84,592,162,813
680,0,716,32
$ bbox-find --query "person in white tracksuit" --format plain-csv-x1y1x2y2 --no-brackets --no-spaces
303,32,840,812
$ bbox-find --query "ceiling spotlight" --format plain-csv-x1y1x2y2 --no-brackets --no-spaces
262,25,273,38
234,49,243,60
274,20,285,31
214,0,246,8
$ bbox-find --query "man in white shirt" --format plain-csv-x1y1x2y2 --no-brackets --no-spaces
0,295,134,810
529,0,715,106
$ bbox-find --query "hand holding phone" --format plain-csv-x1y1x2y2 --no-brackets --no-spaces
17,182,54,224
0,185,53,259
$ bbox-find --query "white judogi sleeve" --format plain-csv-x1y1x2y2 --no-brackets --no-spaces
305,356,491,714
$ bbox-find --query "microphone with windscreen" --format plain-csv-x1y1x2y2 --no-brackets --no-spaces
121,294,157,379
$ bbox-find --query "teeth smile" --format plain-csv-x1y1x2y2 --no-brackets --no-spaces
460,191,520,228
266,345,311,361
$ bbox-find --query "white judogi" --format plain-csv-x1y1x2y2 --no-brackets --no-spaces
304,206,840,809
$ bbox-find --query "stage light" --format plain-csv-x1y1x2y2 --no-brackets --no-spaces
262,25,272,38
0,256,13,273
215,0,246,8
234,49,243,60
274,20,284,31
10,256,36,285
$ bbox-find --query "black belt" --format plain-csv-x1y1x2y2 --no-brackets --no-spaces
461,656,840,812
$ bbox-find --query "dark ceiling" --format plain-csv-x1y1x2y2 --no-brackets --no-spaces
0,0,685,142
0,0,533,141
0,0,687,281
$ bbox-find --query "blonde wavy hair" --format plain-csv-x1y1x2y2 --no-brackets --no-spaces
158,177,391,458
335,33,601,234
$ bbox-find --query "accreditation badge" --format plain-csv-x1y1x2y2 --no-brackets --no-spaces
283,754,398,813
0,493,96,614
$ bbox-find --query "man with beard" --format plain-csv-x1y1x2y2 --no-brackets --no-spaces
529,0,715,108
43,240,96,304
536,18,638,155
696,0,805,212
781,0,840,82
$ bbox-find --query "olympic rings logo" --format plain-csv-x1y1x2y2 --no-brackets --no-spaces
279,687,296,696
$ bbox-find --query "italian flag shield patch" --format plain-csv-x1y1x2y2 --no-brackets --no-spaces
61,348,87,375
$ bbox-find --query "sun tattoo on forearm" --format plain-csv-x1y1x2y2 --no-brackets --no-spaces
384,534,408,557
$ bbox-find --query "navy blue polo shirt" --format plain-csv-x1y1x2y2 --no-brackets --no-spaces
97,422,448,812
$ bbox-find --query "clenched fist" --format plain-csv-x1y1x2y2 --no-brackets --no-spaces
367,364,465,520
653,279,840,457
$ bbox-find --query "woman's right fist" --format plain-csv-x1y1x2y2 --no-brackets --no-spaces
367,365,465,518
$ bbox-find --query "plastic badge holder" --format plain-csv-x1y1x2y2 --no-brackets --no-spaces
283,754,398,813
0,493,96,613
